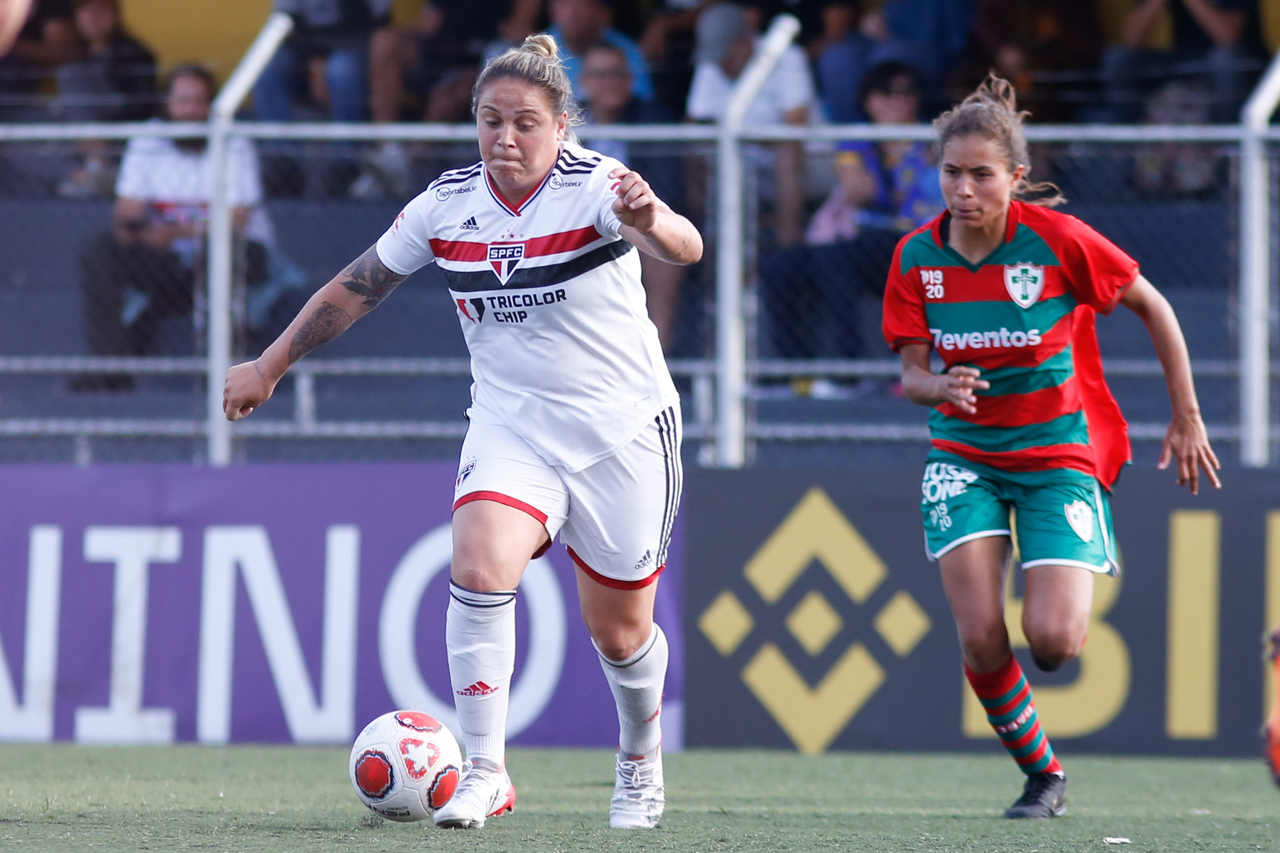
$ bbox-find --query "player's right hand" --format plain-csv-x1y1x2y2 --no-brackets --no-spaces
937,365,989,414
224,360,275,421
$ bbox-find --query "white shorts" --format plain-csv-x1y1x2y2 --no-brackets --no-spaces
452,402,683,588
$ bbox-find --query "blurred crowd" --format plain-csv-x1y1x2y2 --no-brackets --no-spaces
0,0,1272,387
2,1,1272,180
0,0,1271,205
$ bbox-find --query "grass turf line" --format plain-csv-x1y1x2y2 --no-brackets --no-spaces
0,746,1275,852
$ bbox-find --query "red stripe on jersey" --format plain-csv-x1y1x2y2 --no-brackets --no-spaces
429,226,602,263
931,439,1096,477
523,225,601,257
430,238,488,261
937,376,1082,427
928,273,1070,304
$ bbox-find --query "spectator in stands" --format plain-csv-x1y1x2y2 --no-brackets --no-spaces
580,41,687,353
74,65,273,390
548,0,655,103
0,0,78,120
851,0,975,113
53,0,156,197
255,0,389,123
1101,0,1263,122
637,0,712,117
1133,78,1222,196
685,1,816,247
355,0,540,198
759,59,943,398
813,1,884,123
967,0,1102,123
253,0,390,196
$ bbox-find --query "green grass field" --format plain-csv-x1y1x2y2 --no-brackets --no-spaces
0,746,1275,852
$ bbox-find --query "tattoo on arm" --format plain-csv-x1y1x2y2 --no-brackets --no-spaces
288,301,354,364
339,246,407,309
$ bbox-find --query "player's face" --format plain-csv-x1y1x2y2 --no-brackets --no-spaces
939,133,1023,233
476,77,567,201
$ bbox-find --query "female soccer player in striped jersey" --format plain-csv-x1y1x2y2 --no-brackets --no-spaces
223,34,702,830
882,73,1220,818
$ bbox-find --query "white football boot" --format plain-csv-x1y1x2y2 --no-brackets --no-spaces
433,757,516,829
609,749,664,829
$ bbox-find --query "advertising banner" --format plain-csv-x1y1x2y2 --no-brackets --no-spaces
0,464,685,746
685,466,1280,757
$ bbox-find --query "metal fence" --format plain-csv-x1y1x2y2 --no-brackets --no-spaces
0,17,1277,468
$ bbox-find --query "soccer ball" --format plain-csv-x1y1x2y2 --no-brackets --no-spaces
348,710,463,822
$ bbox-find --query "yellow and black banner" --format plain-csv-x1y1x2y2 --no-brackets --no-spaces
684,466,1280,756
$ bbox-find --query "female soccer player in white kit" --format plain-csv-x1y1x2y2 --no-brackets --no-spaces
223,34,702,830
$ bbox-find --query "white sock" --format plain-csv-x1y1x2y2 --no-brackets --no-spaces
595,623,668,757
446,582,516,766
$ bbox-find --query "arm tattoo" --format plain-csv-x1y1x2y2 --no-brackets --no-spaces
288,301,354,364
339,245,407,309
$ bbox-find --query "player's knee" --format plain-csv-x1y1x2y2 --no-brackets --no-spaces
450,535,534,591
449,549,520,592
957,621,1010,672
589,619,651,662
1025,624,1084,671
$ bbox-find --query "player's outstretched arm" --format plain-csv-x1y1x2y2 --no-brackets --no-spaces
223,244,407,421
610,167,703,265
897,343,989,415
1119,274,1221,494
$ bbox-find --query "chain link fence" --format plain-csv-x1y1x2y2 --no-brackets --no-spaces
0,124,1271,465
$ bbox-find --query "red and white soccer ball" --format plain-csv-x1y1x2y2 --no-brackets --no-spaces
348,710,463,822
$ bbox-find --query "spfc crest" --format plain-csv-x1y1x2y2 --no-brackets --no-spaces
1003,263,1044,308
488,242,525,285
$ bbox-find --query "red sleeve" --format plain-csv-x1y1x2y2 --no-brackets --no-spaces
1056,213,1139,315
882,234,931,351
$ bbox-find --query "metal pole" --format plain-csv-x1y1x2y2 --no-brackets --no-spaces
205,12,294,466
715,13,800,467
1239,53,1280,467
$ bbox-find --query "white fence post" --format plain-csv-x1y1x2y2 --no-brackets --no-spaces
715,13,800,467
1240,53,1280,467
206,12,294,466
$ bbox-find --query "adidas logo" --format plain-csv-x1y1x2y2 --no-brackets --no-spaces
457,680,499,697
460,216,479,231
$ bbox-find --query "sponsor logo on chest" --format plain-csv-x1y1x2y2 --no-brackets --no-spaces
488,242,526,284
1004,262,1044,308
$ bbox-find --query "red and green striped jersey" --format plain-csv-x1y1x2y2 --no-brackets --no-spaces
881,201,1139,488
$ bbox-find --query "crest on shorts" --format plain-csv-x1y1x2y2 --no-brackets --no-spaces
1004,263,1044,308
488,242,525,285
1064,500,1094,543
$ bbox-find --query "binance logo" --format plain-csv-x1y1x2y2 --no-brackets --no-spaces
698,488,931,753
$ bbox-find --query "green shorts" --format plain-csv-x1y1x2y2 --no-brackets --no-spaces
919,451,1119,575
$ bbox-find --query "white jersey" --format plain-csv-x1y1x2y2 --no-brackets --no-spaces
375,143,679,472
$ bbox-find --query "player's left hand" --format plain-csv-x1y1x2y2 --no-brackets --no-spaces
609,167,660,231
1158,409,1221,495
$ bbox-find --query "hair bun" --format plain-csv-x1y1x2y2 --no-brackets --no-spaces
522,33,559,59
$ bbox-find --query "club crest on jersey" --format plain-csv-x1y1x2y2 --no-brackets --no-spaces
1064,500,1094,543
488,242,526,285
1004,263,1044,308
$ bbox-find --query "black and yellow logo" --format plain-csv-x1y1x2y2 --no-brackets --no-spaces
697,488,931,753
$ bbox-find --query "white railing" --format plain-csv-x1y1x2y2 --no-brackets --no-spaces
205,11,295,463
1,19,1278,466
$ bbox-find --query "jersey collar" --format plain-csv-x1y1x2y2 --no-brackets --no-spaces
483,154,559,217
931,200,1022,248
